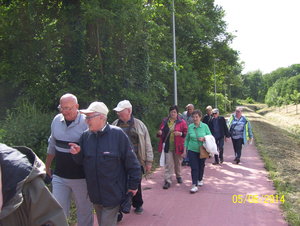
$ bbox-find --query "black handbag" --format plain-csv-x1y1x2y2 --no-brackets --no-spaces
120,192,134,214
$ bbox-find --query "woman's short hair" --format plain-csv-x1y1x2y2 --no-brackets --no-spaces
192,109,202,117
169,105,179,113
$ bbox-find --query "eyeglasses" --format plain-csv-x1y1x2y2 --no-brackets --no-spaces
236,111,241,113
85,114,101,121
212,113,217,115
57,104,76,112
117,109,126,114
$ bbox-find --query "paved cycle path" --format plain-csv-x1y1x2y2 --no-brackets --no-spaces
85,138,287,226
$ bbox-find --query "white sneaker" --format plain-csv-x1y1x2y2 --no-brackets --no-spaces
190,185,198,193
198,180,203,187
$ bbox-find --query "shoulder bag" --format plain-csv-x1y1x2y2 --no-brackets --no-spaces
159,122,176,166
194,127,209,159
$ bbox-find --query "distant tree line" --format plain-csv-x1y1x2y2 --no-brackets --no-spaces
238,64,300,109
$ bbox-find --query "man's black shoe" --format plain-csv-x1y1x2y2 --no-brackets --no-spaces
181,161,187,166
234,157,237,161
220,159,224,164
163,181,170,189
236,158,240,164
134,206,143,215
212,161,219,165
177,177,183,183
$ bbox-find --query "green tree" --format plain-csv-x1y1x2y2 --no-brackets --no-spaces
290,90,300,114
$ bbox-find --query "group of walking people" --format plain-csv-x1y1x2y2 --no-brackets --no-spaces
157,104,253,193
0,95,253,226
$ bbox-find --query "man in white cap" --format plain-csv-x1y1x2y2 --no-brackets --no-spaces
112,100,153,219
208,108,230,164
45,93,93,225
69,101,141,226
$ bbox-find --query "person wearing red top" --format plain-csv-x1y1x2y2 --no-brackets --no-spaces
157,105,188,189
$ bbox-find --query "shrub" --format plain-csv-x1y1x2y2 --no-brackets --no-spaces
246,97,254,104
0,101,56,161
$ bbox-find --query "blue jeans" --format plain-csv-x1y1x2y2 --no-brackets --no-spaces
188,150,206,185
232,138,243,159
214,137,224,162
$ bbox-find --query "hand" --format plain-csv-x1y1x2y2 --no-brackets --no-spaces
46,167,52,178
182,150,187,158
173,131,182,136
199,137,205,142
128,189,138,196
249,138,253,145
225,137,228,142
157,130,162,136
144,165,151,173
69,143,81,154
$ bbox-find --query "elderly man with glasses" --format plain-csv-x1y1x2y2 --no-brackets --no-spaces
45,93,93,226
69,101,141,226
208,108,230,164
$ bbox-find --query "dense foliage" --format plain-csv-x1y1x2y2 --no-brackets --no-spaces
0,0,242,156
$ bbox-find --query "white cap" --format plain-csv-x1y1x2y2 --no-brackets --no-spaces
212,108,219,114
79,102,109,115
113,100,132,112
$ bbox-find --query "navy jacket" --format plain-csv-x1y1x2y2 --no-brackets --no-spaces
208,116,230,138
73,124,141,207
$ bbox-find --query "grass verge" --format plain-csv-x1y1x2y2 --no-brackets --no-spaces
245,104,300,226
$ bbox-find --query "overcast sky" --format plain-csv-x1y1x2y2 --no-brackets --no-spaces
214,0,300,74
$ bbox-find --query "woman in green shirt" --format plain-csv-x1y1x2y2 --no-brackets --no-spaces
183,109,211,193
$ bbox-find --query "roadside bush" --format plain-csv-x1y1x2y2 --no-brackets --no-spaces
246,97,254,104
0,101,56,161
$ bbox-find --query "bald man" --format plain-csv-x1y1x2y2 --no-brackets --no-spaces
45,93,93,226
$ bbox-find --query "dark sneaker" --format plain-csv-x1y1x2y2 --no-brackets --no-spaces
134,206,143,215
234,157,237,161
163,181,170,189
212,161,219,165
236,158,240,164
177,177,183,183
220,159,224,163
181,161,187,166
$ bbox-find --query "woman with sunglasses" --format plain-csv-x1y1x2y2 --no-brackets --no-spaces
227,107,253,164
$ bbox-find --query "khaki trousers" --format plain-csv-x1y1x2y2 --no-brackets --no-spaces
164,150,182,183
94,204,119,226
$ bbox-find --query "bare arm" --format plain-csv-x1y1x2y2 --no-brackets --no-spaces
45,154,55,178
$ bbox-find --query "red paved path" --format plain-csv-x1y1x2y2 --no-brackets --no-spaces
78,138,287,226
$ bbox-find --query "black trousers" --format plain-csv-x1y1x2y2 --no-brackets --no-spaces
232,138,243,158
132,178,143,208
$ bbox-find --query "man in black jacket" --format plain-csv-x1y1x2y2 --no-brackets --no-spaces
208,108,230,164
69,101,141,226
